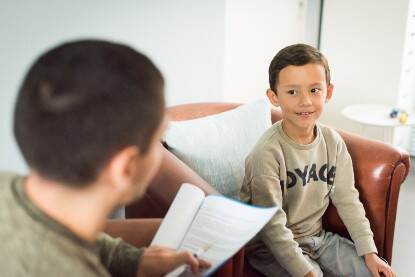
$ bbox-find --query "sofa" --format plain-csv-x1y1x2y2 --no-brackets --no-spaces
107,102,410,277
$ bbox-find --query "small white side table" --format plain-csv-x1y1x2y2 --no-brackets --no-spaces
342,104,415,144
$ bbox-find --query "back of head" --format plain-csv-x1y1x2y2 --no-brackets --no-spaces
268,43,331,91
14,40,165,186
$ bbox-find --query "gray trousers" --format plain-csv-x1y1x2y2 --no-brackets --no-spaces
247,230,372,277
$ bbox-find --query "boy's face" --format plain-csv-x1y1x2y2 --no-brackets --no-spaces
267,63,333,136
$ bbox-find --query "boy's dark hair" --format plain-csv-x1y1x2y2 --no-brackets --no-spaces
14,40,165,186
268,43,331,91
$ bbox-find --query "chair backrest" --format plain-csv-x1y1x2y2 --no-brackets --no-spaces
126,102,410,264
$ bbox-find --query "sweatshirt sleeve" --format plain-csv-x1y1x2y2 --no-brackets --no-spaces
242,174,314,277
330,139,378,256
97,233,144,277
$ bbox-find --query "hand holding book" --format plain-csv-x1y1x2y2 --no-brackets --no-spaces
151,183,278,276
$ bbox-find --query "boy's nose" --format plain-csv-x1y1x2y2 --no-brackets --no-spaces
299,94,312,106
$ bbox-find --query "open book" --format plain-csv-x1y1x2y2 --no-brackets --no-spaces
151,183,278,276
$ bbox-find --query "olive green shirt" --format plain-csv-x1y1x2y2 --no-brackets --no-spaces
0,172,143,277
240,122,377,277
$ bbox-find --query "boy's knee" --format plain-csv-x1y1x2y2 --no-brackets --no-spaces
320,232,371,276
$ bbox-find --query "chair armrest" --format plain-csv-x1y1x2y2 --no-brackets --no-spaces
104,218,162,248
323,130,410,264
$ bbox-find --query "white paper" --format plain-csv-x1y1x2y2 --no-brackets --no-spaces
151,183,205,249
178,195,278,275
152,183,278,277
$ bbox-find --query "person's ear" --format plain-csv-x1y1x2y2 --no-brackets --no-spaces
106,146,139,193
266,88,279,107
325,83,334,103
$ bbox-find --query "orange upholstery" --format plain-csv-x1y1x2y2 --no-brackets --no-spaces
124,103,410,276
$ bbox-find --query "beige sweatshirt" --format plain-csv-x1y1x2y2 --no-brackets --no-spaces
240,121,377,277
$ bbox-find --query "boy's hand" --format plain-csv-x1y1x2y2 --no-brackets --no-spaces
364,253,396,277
303,270,317,277
137,245,211,277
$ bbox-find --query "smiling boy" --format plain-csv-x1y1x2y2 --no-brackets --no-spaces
240,44,395,277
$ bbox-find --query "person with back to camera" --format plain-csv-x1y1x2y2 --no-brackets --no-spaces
0,40,210,276
240,43,395,277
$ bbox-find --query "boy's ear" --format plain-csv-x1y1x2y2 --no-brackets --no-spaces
325,84,334,103
266,88,279,107
106,146,139,193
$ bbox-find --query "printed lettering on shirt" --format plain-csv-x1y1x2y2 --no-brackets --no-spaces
279,163,336,189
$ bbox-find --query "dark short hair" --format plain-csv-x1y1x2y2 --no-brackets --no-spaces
268,43,331,91
14,40,165,186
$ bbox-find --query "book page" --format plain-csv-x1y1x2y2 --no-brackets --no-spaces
178,195,278,276
150,183,205,249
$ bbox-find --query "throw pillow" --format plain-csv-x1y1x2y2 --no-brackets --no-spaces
164,100,272,198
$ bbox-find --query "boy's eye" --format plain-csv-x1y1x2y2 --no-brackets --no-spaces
287,90,297,95
310,88,321,94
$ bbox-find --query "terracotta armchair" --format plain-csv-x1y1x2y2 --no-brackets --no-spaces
114,103,410,277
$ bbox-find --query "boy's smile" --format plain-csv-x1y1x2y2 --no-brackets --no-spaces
267,63,333,144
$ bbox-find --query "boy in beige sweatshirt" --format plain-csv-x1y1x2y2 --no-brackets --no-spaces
240,44,395,277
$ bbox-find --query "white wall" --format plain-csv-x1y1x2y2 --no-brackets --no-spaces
0,0,225,173
1,0,318,173
319,0,410,141
223,0,309,103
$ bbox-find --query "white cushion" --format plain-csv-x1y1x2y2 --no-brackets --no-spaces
164,100,272,198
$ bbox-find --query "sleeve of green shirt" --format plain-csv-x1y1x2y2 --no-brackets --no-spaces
330,139,377,256
97,233,144,277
